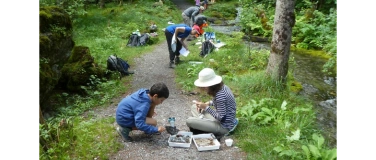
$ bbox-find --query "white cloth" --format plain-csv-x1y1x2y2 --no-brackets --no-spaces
171,33,177,52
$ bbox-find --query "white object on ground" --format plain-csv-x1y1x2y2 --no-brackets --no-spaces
214,42,226,48
225,139,233,147
188,61,203,64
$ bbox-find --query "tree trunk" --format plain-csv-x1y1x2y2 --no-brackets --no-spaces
99,0,105,8
266,0,296,84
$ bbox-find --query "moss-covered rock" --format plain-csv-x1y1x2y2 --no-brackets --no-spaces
289,80,303,93
40,6,74,110
59,46,105,93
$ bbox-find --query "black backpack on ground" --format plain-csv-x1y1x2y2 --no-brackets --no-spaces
199,40,216,57
127,33,150,47
107,55,134,77
139,33,150,46
127,34,140,47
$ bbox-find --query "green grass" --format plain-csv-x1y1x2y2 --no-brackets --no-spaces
203,1,239,20
40,1,336,159
40,117,122,160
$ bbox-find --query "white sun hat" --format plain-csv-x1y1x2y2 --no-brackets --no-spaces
194,68,222,87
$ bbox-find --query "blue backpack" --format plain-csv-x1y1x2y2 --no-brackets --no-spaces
204,32,216,41
107,55,133,77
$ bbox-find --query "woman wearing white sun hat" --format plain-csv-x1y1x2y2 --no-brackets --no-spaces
186,68,238,138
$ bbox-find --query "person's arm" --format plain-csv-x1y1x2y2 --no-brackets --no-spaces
197,98,226,121
134,103,158,134
147,105,156,117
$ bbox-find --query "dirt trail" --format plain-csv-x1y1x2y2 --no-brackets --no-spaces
104,1,247,159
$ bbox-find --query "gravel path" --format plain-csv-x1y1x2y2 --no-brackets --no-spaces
100,1,248,159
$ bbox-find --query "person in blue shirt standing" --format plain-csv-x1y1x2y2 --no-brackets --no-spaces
164,24,201,68
116,82,169,142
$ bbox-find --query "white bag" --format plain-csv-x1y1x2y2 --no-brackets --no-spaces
171,33,177,52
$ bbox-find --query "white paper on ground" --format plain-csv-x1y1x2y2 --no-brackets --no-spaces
188,61,203,64
214,42,226,48
179,47,190,57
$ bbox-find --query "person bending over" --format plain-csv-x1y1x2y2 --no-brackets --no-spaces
182,6,205,27
164,24,201,68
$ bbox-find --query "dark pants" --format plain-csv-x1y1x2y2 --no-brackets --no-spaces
165,29,182,62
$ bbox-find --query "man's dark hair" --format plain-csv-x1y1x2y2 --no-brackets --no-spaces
149,82,169,98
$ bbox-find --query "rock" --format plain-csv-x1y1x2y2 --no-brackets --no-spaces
39,6,74,110
59,46,106,93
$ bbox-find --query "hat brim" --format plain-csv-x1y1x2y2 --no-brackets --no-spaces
194,75,222,87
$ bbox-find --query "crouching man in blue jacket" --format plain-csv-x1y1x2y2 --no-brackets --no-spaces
116,82,169,141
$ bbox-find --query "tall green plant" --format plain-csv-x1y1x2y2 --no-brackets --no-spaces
301,133,337,160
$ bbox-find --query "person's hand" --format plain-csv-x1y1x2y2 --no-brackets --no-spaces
158,126,166,133
153,112,157,117
195,101,206,110
193,100,201,112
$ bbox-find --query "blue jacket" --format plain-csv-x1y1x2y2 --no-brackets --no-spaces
115,89,158,134
166,24,192,38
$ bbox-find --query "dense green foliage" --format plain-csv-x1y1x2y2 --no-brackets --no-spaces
239,0,337,75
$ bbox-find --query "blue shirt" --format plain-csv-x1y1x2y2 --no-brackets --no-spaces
115,89,158,134
166,24,192,38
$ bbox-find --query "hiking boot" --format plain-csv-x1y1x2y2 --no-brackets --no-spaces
174,56,181,64
169,61,175,68
117,126,133,142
